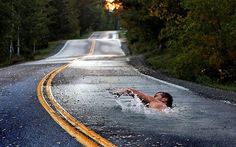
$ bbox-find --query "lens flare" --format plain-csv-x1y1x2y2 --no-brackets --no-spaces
104,0,122,12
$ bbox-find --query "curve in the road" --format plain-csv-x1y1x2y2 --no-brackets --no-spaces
37,40,116,147
37,65,98,146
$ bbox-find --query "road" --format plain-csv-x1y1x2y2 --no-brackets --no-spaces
1,31,236,146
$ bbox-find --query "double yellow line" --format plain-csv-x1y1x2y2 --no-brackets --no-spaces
88,40,96,55
37,40,116,146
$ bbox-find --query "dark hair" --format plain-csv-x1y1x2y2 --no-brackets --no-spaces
159,92,173,108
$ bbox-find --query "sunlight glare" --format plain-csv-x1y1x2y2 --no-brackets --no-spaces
104,0,122,12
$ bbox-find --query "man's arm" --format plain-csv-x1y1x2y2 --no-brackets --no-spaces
128,88,155,103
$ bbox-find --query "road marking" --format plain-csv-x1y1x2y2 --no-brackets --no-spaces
46,64,115,146
50,41,69,58
37,67,99,147
131,67,189,91
37,40,116,146
88,40,96,55
88,32,95,39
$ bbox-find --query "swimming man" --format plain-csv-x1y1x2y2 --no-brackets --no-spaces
112,88,173,111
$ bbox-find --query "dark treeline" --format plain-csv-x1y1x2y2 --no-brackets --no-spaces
0,0,114,64
120,0,236,83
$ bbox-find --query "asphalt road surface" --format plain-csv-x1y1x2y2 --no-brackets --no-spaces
1,31,236,147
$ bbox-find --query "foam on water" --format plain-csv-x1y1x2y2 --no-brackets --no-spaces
114,95,188,118
115,96,146,113
109,88,188,117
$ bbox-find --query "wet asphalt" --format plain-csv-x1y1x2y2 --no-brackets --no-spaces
52,31,236,146
0,39,92,146
1,31,236,147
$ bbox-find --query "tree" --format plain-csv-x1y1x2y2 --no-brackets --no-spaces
30,0,49,53
120,0,160,53
168,0,236,82
120,0,235,83
120,0,182,54
0,0,117,65
19,0,49,54
48,0,71,40
0,0,11,61
78,0,103,35
66,0,81,38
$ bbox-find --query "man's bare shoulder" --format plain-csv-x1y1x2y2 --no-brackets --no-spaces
149,101,167,111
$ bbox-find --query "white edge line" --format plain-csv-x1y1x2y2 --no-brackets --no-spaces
88,32,95,40
49,41,69,58
117,39,125,56
117,39,122,47
19,41,70,65
49,32,179,93
131,66,189,91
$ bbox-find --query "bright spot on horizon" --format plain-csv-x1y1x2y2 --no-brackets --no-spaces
104,0,122,12
107,0,115,2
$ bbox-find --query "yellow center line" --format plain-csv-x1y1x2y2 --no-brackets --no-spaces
46,65,115,146
37,40,117,146
88,40,96,55
37,67,98,146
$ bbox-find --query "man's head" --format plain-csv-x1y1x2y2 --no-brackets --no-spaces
154,92,173,108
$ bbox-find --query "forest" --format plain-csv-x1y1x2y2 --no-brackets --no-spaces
0,0,235,86
120,0,236,85
0,0,116,65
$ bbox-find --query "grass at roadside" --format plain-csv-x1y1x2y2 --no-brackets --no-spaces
204,82,236,92
0,41,62,68
34,41,62,60
35,32,93,60
147,55,236,92
0,60,11,68
118,30,127,39
78,31,93,39
0,32,93,69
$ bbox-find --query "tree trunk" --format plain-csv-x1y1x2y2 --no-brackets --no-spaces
33,41,36,54
17,26,20,56
9,40,13,59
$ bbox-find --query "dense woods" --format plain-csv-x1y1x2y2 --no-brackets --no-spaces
0,0,235,85
120,0,236,84
0,0,114,64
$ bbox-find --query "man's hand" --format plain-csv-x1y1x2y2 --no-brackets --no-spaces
126,89,135,97
110,88,135,98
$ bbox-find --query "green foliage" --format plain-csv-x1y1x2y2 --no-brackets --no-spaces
21,0,49,51
172,0,236,82
78,0,115,34
121,0,236,84
0,0,112,66
78,0,99,34
121,0,185,55
66,0,80,38
48,0,71,40
0,0,10,62
34,41,61,60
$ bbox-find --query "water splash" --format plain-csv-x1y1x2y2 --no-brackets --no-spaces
115,96,146,113
108,88,134,98
109,88,188,117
